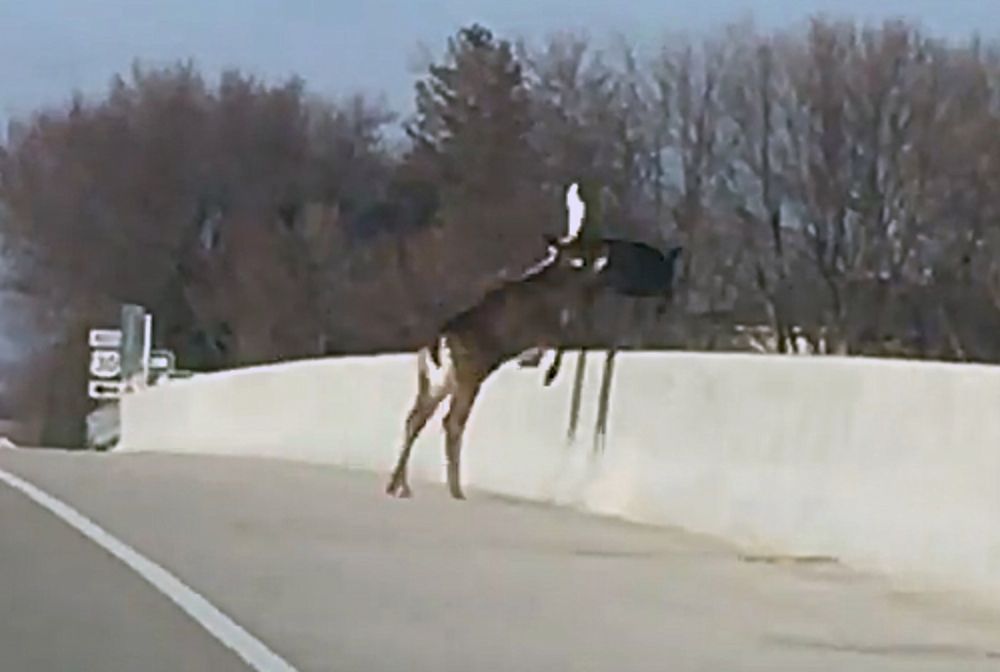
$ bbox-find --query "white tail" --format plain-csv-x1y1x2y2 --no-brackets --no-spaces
565,183,585,242
419,339,453,396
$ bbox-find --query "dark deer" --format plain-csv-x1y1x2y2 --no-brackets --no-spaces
540,236,684,450
541,237,684,380
386,236,600,499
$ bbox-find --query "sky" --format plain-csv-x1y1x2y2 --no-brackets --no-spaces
0,0,998,126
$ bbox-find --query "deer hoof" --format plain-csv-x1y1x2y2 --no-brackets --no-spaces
386,478,412,498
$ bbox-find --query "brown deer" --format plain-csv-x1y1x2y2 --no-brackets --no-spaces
386,183,684,499
386,236,601,499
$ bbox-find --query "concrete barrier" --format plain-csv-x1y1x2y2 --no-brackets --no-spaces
119,351,1000,606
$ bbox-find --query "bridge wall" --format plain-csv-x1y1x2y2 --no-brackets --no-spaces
119,351,1000,605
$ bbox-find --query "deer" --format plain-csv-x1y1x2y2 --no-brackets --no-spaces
531,235,683,450
538,237,684,382
386,225,605,499
520,182,684,384
386,184,683,499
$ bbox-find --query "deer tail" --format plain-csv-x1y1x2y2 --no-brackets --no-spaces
428,335,443,368
418,337,451,396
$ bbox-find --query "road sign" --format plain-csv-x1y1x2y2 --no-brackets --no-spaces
89,350,121,378
89,329,122,349
88,380,125,400
88,306,175,400
149,349,175,372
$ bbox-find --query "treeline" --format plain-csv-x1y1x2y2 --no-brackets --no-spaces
2,18,1000,444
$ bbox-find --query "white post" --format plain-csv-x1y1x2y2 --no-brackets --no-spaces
141,313,153,387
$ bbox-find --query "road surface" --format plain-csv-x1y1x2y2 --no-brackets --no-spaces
1,448,998,671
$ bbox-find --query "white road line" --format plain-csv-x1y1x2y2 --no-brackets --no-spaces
0,466,298,672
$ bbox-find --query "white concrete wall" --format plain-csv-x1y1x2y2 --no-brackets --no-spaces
119,351,1000,606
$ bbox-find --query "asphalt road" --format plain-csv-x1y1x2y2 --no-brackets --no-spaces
1,448,999,672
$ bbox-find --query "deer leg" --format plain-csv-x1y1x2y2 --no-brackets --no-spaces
632,297,650,348
566,348,587,443
387,387,447,498
544,348,565,386
443,382,481,500
593,349,617,454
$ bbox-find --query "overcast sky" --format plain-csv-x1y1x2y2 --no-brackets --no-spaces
0,0,997,123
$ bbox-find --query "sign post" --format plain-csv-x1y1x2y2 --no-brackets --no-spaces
87,304,179,401
141,313,153,387
86,305,181,449
120,304,146,392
